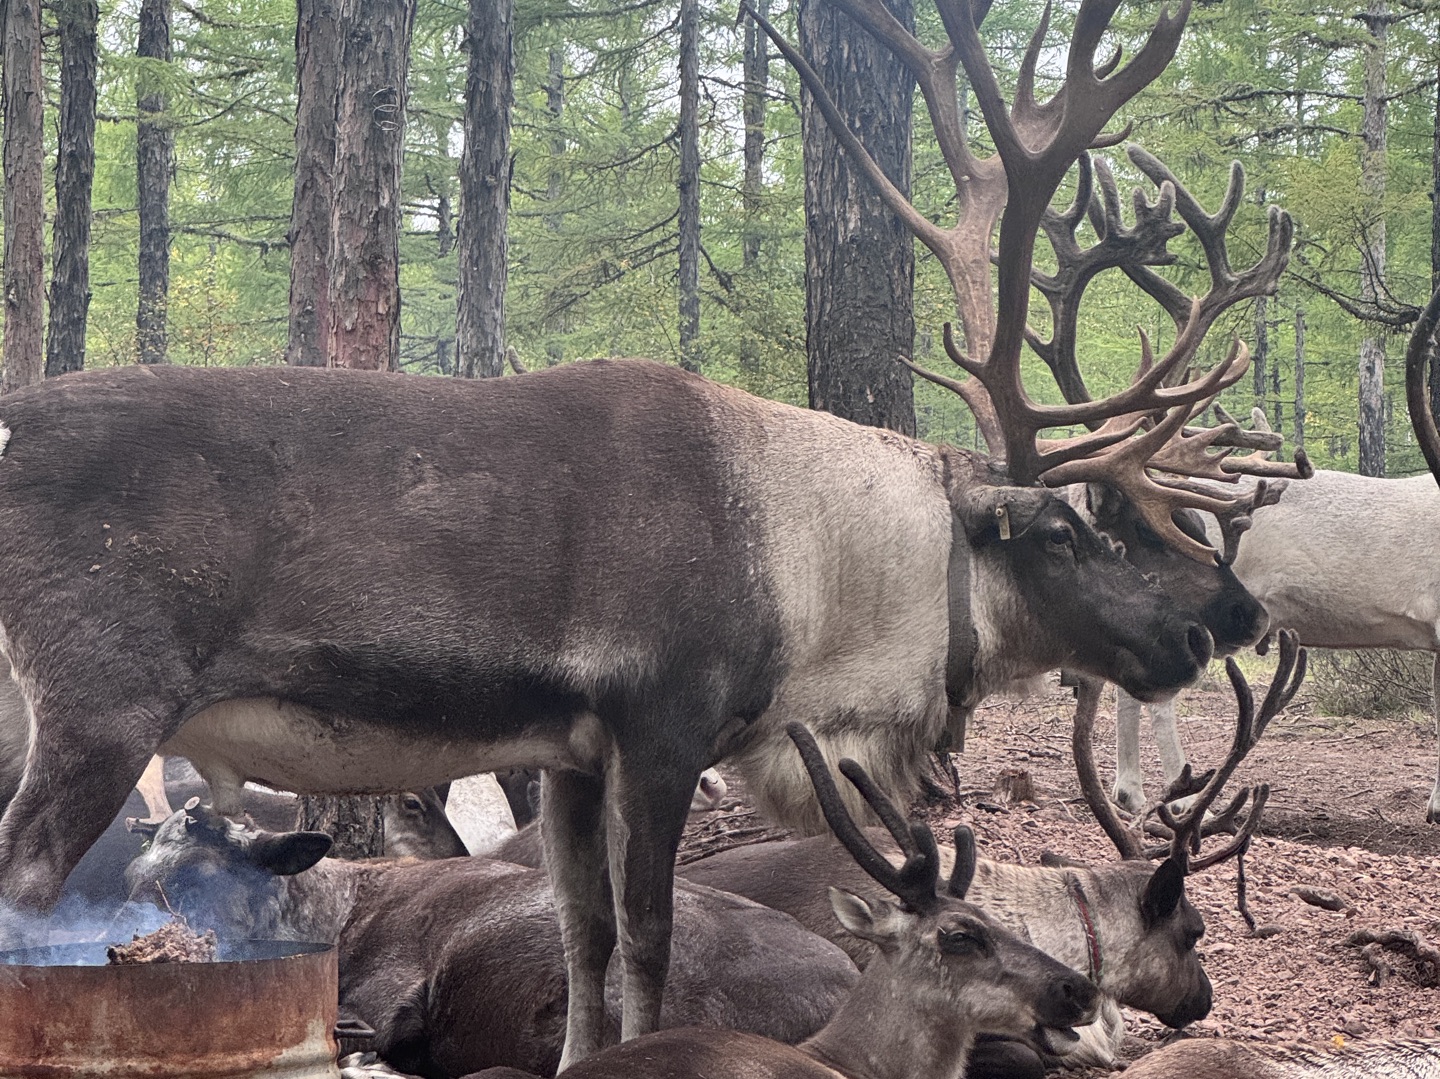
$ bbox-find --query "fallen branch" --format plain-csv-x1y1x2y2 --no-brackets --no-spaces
1347,928,1440,988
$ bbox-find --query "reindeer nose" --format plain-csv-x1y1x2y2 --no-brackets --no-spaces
1051,969,1100,1024
1186,623,1213,668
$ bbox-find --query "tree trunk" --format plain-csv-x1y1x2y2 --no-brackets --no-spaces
742,0,768,270
327,0,417,372
1356,0,1388,477
45,0,98,379
2,0,45,393
298,795,386,860
287,0,340,368
677,0,701,372
1430,53,1440,424
455,0,512,379
799,0,915,436
136,0,173,366
1252,292,1268,414
1433,50,1440,295
1293,305,1306,456
544,46,565,365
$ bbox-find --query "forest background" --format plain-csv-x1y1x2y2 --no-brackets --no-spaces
2,0,1438,477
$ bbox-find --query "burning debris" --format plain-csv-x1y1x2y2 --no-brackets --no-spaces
106,917,217,965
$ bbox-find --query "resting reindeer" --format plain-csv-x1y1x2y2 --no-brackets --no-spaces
124,802,859,1078
1122,1037,1440,1078
0,0,1292,1064
468,724,1101,1079
679,636,1302,1078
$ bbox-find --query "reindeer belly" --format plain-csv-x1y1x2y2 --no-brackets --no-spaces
159,697,600,813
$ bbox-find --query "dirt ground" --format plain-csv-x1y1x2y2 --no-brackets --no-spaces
679,659,1440,1070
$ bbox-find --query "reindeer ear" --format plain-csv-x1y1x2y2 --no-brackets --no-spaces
247,831,332,876
948,826,977,899
829,887,900,945
1141,855,1186,924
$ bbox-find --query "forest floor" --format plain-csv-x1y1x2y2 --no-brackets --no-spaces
678,657,1440,1072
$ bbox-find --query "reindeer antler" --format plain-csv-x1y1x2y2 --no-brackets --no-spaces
1405,285,1440,490
1158,631,1305,871
752,0,1304,565
786,722,975,909
1073,631,1306,869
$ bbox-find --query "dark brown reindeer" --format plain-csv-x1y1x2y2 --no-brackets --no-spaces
123,802,860,1078
680,635,1305,1079
2,1,1280,1067
470,724,1101,1079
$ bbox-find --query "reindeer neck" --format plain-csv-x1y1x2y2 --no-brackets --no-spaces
968,861,1103,985
275,857,381,943
801,955,975,1079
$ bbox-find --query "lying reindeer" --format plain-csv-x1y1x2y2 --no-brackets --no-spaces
1123,1037,1440,1078
124,804,858,1078
678,636,1304,1078
467,724,1100,1079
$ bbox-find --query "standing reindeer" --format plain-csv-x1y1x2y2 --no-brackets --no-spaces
0,1,1295,1067
1114,287,1440,824
749,0,1307,757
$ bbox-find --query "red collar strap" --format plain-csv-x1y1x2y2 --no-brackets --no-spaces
1066,875,1103,985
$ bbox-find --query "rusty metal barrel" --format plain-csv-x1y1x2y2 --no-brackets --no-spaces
0,940,341,1078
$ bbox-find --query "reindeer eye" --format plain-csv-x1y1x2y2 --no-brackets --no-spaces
938,928,982,955
1047,525,1074,548
402,794,424,813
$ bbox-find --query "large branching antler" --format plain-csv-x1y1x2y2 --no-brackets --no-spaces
1026,150,1309,560
750,0,1304,564
1073,630,1305,869
786,722,975,909
1405,285,1440,490
1157,631,1305,871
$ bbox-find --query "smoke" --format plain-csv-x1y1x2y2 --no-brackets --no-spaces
0,896,173,964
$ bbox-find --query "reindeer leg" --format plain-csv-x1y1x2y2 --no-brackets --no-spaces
541,769,614,1070
1112,688,1146,813
604,739,701,1044
0,693,170,919
1428,654,1440,826
133,755,173,825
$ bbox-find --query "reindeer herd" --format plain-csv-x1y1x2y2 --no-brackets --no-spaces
0,0,1439,1077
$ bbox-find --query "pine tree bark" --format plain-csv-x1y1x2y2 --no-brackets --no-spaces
136,0,173,366
677,0,701,373
1252,292,1268,414
544,46,565,364
298,795,385,860
800,0,915,435
1293,305,1306,456
742,0,768,270
1430,54,1440,422
327,0,417,372
2,0,45,393
455,0,512,379
45,0,98,379
1356,0,1388,477
287,0,340,368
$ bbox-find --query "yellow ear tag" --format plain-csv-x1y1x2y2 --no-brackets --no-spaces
996,504,1011,541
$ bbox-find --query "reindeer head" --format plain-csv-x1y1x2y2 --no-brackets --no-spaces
788,723,1100,1056
1067,632,1307,1027
124,799,331,939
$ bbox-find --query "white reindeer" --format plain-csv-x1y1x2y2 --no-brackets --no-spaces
1115,468,1440,822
